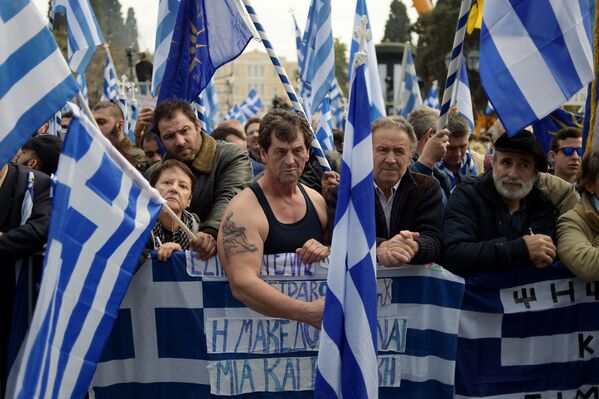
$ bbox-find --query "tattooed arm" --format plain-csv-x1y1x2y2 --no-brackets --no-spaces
217,190,324,329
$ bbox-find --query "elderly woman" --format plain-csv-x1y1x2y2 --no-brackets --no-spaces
557,150,599,281
148,159,214,261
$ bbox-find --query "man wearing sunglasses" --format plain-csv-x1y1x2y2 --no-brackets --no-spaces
549,128,583,183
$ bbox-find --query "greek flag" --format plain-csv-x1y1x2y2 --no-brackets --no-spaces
203,78,218,124
348,0,386,123
7,105,164,399
453,58,474,131
240,88,263,118
151,0,181,97
52,0,105,74
423,80,440,110
293,13,304,70
0,0,79,168
158,0,252,103
480,0,594,135
301,0,335,117
396,48,422,118
315,96,334,151
126,100,138,144
455,264,599,398
315,59,378,398
102,51,121,101
225,104,247,124
532,108,584,152
330,78,345,129
47,111,62,137
76,73,88,105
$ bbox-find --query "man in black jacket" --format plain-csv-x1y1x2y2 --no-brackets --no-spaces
328,116,443,266
443,130,577,276
0,163,51,396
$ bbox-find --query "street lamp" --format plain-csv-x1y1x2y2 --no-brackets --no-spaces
466,49,480,71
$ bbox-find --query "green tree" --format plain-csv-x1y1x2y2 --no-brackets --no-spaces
413,0,484,113
334,37,348,97
383,0,411,43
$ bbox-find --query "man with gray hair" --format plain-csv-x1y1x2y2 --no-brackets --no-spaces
443,130,577,275
328,116,443,266
408,108,452,203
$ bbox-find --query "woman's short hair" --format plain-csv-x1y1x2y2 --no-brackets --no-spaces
149,159,196,192
576,149,599,193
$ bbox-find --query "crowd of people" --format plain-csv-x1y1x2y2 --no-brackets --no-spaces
2,97,599,392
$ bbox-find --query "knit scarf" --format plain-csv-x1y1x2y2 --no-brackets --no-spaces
437,149,477,191
151,210,195,250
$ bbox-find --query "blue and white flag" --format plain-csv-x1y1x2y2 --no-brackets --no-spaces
348,0,386,123
452,57,474,131
300,0,336,117
0,0,79,168
226,104,247,124
455,264,599,398
293,13,304,70
484,100,494,115
203,78,218,124
396,48,422,118
193,95,210,133
47,111,62,137
315,58,378,398
76,73,88,105
330,78,346,130
151,0,181,97
102,51,121,101
315,96,335,151
423,80,440,110
240,88,263,118
480,0,594,135
91,253,463,398
126,100,139,144
158,0,252,103
52,0,105,74
7,105,164,399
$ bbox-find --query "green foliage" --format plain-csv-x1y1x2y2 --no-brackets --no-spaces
334,37,349,97
383,0,411,44
414,0,484,112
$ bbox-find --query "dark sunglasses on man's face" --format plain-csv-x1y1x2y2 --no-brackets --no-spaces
558,146,583,157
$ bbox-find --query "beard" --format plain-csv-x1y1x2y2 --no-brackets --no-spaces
492,169,536,200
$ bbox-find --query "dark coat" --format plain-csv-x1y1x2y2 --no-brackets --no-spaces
0,164,51,394
147,132,252,238
443,170,560,276
328,169,443,264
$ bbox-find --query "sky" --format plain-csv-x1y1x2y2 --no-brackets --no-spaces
32,0,419,62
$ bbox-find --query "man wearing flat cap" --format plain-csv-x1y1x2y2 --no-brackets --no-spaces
15,135,62,176
442,130,578,276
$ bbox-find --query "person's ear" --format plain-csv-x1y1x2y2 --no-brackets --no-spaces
260,147,267,163
27,158,38,170
548,150,557,163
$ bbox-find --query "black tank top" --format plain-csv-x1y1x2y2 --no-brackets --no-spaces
249,182,324,254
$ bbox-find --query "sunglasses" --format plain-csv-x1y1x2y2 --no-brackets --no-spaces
558,146,583,157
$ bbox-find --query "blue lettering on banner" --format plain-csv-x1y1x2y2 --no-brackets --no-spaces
207,317,407,354
208,355,402,395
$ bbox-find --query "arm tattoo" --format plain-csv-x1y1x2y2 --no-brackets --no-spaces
222,211,258,258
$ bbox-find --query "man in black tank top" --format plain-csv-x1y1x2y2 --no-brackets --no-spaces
216,109,329,329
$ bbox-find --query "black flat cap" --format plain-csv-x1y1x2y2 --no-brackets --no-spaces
494,130,548,172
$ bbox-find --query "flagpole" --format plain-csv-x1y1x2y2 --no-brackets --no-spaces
75,92,196,241
438,0,472,130
240,0,332,172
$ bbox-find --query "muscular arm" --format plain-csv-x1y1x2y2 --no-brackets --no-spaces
217,198,323,328
201,144,252,237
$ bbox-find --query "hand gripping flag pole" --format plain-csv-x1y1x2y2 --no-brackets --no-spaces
438,0,472,130
240,0,331,172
